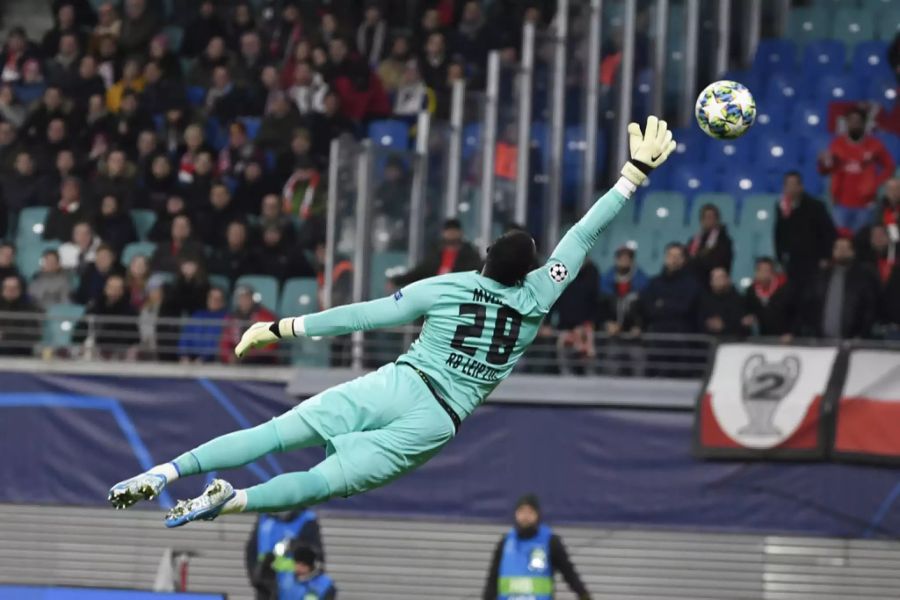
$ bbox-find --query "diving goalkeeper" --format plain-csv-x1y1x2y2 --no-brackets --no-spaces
109,116,676,527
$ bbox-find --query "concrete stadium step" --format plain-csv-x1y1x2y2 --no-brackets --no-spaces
3,504,900,600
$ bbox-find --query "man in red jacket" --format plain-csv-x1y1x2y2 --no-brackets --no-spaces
818,107,896,233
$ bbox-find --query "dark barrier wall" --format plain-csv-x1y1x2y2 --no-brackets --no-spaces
1,371,898,538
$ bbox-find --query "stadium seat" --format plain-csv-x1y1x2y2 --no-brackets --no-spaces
15,207,49,245
670,127,707,163
815,74,861,106
754,135,799,172
234,275,279,312
690,193,737,228
17,240,59,279
43,303,85,348
789,103,827,139
831,8,874,45
121,242,156,267
669,161,713,195
801,40,845,86
208,274,231,295
852,41,892,80
876,7,900,40
875,134,900,166
462,122,482,162
867,76,898,110
369,251,407,299
130,210,156,241
763,71,800,106
753,105,787,133
186,86,206,107
787,7,831,44
589,213,639,267
368,120,409,150
279,277,329,367
752,39,797,73
717,166,767,196
707,139,752,171
163,25,183,52
640,192,687,226
633,207,691,274
732,194,778,284
240,116,262,141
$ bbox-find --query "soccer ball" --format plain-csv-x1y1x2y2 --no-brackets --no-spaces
695,80,756,140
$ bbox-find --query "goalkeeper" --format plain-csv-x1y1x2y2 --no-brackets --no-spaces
109,117,676,527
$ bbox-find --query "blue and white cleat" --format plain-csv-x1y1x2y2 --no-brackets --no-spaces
165,479,235,528
108,472,168,509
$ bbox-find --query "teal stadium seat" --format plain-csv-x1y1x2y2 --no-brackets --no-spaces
637,192,690,273
691,193,738,228
44,303,85,348
235,275,280,312
788,8,830,44
121,242,156,267
279,277,329,366
130,210,156,241
831,8,874,45
877,7,900,40
17,240,59,279
208,274,232,295
16,207,49,245
369,251,408,299
733,194,778,283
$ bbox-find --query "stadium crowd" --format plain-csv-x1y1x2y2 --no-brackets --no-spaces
0,0,897,375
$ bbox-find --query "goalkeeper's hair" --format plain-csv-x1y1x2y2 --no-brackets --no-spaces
483,230,538,287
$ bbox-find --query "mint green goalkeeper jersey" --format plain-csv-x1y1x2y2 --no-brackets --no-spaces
301,186,629,419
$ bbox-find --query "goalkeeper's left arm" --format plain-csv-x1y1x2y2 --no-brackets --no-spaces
235,277,440,358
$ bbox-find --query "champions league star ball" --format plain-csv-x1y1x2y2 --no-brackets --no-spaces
695,80,756,140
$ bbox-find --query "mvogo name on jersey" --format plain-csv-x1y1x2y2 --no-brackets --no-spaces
696,343,839,456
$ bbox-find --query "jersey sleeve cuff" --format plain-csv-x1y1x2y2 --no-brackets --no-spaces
291,316,307,337
613,176,638,198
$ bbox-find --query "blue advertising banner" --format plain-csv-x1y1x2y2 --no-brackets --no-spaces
1,370,898,538
0,585,223,599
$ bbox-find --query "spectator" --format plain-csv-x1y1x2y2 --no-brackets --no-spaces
245,509,325,600
29,248,72,309
798,237,879,339
43,177,90,243
314,239,352,309
550,261,600,375
258,193,296,246
42,4,81,59
1,27,33,84
199,182,240,247
206,65,246,124
130,273,174,361
148,32,181,82
256,92,304,155
372,154,409,222
390,218,482,287
177,124,214,185
180,151,216,207
741,257,793,338
147,194,188,242
453,1,489,73
220,284,278,364
882,263,900,335
95,34,119,88
234,160,275,216
210,220,253,282
775,171,836,289
93,195,137,254
20,86,69,145
599,246,646,376
275,542,335,600
37,148,78,208
325,36,390,122
58,221,100,271
420,32,449,92
227,4,257,55
483,495,591,600
276,128,318,179
12,59,47,106
74,273,139,357
112,91,155,152
218,121,261,179
818,106,896,232
73,243,124,305
356,2,387,67
83,94,114,159
0,86,25,129
252,224,313,282
698,267,747,337
140,154,178,212
178,286,228,363
93,150,136,210
0,243,21,282
639,243,701,334
287,62,328,116
600,245,649,296
392,60,428,117
377,36,410,94
32,117,72,175
686,204,734,285
181,0,225,58
3,151,40,216
44,33,81,93
306,90,355,162
125,253,150,310
141,60,184,115
165,257,210,317
856,223,898,284
119,0,160,59
149,214,206,273
233,31,266,88
875,177,900,245
71,55,106,111
0,275,41,356
90,3,122,51
188,36,233,88
106,59,145,113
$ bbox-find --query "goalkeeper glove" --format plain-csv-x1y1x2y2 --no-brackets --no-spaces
234,319,295,358
620,115,677,187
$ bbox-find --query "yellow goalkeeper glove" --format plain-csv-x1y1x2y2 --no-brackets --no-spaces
620,115,677,187
234,319,295,358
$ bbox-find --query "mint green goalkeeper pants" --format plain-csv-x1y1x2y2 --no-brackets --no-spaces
173,363,457,512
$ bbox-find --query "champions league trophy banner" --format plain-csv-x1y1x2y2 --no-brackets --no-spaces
694,343,844,460
832,347,900,464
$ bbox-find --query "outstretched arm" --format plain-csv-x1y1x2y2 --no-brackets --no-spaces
234,277,441,358
525,116,676,312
